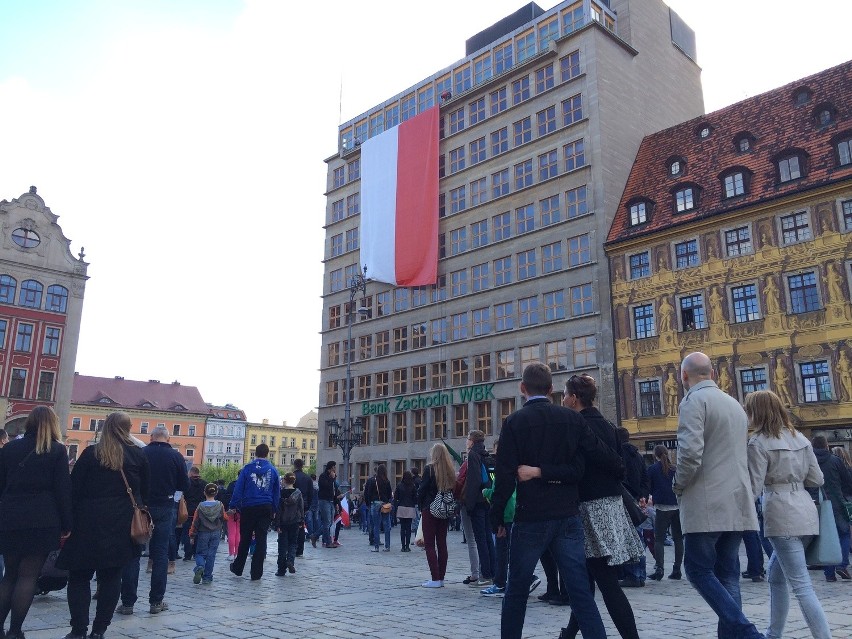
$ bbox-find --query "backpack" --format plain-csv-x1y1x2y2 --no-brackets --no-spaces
479,451,496,490
278,489,303,526
429,490,458,520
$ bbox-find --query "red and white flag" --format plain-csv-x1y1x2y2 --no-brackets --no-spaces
360,107,440,286
334,495,351,529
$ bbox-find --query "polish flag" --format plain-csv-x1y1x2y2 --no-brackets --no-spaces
360,107,440,286
334,494,351,528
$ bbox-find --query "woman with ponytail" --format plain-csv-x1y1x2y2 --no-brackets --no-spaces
647,444,683,580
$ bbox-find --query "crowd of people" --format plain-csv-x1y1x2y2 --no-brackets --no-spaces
0,350,847,639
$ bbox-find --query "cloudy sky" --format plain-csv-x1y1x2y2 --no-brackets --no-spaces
0,0,849,425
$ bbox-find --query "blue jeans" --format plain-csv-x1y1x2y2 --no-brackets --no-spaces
824,523,850,578
494,522,512,588
181,517,196,558
469,503,495,580
502,517,606,639
621,524,646,582
743,531,766,575
370,502,391,549
277,523,300,571
306,505,318,538
148,504,175,604
767,536,830,639
318,500,334,546
194,531,220,581
120,552,140,607
684,532,764,639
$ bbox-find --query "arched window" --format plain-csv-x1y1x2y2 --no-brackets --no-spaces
793,86,812,105
666,156,686,177
813,103,836,126
0,275,16,304
695,122,712,139
18,280,43,309
46,285,68,313
733,132,756,153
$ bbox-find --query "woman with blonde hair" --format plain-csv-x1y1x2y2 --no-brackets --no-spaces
57,412,149,639
416,443,456,587
746,390,831,639
0,406,72,639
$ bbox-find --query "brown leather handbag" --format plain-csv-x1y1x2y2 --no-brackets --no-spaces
177,496,189,525
119,468,154,544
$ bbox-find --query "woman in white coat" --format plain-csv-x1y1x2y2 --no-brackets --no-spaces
746,390,831,639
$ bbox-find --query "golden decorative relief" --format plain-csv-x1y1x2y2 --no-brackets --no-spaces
739,353,763,366
798,344,823,358
638,367,657,378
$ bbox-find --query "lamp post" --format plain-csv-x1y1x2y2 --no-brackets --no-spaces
329,265,369,493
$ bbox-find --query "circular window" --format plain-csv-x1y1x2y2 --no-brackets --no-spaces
670,161,681,176
699,127,710,138
11,228,40,248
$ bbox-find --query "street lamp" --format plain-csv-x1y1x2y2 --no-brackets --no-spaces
331,264,369,493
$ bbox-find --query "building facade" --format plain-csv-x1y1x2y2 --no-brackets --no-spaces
68,375,208,464
606,61,852,454
244,412,319,469
319,0,704,487
0,187,88,434
204,403,246,467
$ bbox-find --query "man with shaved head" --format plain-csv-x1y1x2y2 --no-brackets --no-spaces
674,352,763,639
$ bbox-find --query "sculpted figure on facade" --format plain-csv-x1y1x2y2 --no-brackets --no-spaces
665,370,679,417
709,286,725,325
827,262,846,304
764,275,781,314
838,349,852,402
774,361,794,406
718,366,732,395
658,296,674,333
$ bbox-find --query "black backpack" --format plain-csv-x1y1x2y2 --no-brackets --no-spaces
278,489,303,526
479,451,496,490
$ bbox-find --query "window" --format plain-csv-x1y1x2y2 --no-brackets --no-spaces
431,318,447,345
332,166,345,189
392,369,407,395
0,319,6,349
375,372,389,398
512,76,530,104
188,425,196,437
491,127,508,155
520,345,541,370
535,63,554,92
71,418,81,431
545,340,567,371
493,212,511,241
513,117,531,146
173,425,181,436
542,242,562,273
679,294,707,330
369,111,384,137
490,87,507,115
328,305,341,330
376,414,388,445
781,212,811,244
346,193,360,217
451,269,468,297
473,353,491,383
359,335,372,360
570,284,593,316
494,256,512,286
411,287,428,308
492,169,510,199
573,335,596,368
431,275,447,302
438,232,446,257
327,342,341,367
412,365,426,392
453,403,469,438
517,249,536,280
401,95,416,121
633,304,655,338
451,358,469,386
495,302,514,331
329,234,343,257
476,401,492,435
449,146,465,173
668,159,683,176
470,137,486,165
432,362,447,390
42,327,60,355
454,65,472,95
739,367,767,396
331,199,344,223
472,307,490,336
418,86,435,112
723,172,745,198
393,289,408,313
815,105,834,126
472,263,489,292
19,279,43,308
537,106,556,136
516,204,534,234
14,323,32,352
348,158,360,181
45,285,68,313
393,327,408,353
0,275,16,304
638,380,663,416
843,200,852,231
837,137,852,166
800,361,832,402
37,371,54,401
568,234,591,267
566,185,588,219
630,252,650,279
544,290,565,321
358,375,372,400
514,160,533,189
788,272,820,313
562,95,582,126
736,134,752,153
497,350,515,379
519,296,539,326
472,219,488,247
450,227,467,255
470,178,487,206
539,150,558,180
724,226,752,256
9,369,26,398
777,154,803,182
449,108,465,135
540,194,560,225
469,97,485,125
564,140,585,171
450,186,466,213
629,201,648,226
675,239,699,268
731,284,760,322
674,187,695,212
560,50,580,81
494,40,513,73
413,410,427,441
345,227,359,252
376,330,390,356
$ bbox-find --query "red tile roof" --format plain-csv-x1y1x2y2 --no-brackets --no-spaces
71,374,208,414
607,60,852,244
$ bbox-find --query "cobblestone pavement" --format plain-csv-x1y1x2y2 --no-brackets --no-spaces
19,527,852,639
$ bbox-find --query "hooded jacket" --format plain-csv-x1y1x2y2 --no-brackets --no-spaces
813,447,852,528
229,458,281,511
464,441,491,511
190,499,225,536
275,487,304,527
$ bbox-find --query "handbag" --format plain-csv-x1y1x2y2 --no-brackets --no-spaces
381,502,393,514
621,485,646,527
176,495,189,526
414,515,425,547
429,490,457,519
805,488,842,566
120,468,154,545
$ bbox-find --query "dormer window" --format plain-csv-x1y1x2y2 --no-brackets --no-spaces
776,150,806,183
720,168,751,199
814,103,836,126
835,133,852,167
734,132,755,153
696,123,712,139
667,156,685,177
793,87,812,105
673,185,699,213
628,199,651,226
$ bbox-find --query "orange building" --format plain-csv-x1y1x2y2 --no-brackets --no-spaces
67,374,208,465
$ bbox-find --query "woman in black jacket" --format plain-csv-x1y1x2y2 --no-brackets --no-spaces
57,412,149,639
0,406,72,639
394,471,417,552
363,464,393,552
560,374,642,639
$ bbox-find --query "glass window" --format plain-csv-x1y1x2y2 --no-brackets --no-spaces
330,234,343,257
472,220,488,248
376,330,390,355
515,31,536,63
679,294,707,330
520,345,541,370
449,108,465,135
570,284,593,316
490,87,507,115
345,228,359,252
544,290,565,321
535,64,554,93
495,301,514,331
454,65,472,95
469,97,485,125
573,335,596,368
837,138,852,166
778,155,802,182
519,296,539,327
517,249,536,280
332,166,345,189
494,256,512,286
633,304,655,339
493,212,511,241
472,307,490,336
545,340,567,371
781,212,811,244
450,227,467,255
0,276,16,304
45,285,68,313
568,234,591,267
393,327,408,353
0,319,6,349
788,272,820,313
723,172,745,198
630,202,647,226
449,146,465,173
562,95,582,126
724,226,752,256
512,76,530,105
564,140,585,171
542,242,562,273
451,313,469,341
514,160,533,190
451,358,469,386
639,380,662,416
842,200,852,231
42,327,60,355
451,269,468,296
14,323,32,352
470,177,487,206
472,262,489,292
470,137,486,165
450,186,466,213
537,106,556,136
497,350,515,379
740,367,767,396
513,117,532,146
560,50,580,81
494,41,513,74
800,361,831,402
431,275,447,303
474,54,493,86
539,150,558,181
401,94,416,121
430,318,447,345
540,194,560,225
675,240,699,268
9,368,26,398
37,371,54,401
346,193,360,217
19,279,43,308
348,159,360,181
516,204,535,234
675,188,695,212
491,127,508,156
630,252,650,279
732,284,760,323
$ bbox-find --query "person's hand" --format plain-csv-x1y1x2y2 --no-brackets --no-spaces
517,465,542,482
495,525,507,538
415,537,425,548
60,530,71,541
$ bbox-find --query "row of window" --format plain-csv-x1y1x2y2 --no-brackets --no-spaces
326,336,597,405
207,441,243,454
240,453,314,467
206,424,245,437
247,434,315,450
6,369,55,401
69,419,199,437
0,276,69,313
0,319,61,356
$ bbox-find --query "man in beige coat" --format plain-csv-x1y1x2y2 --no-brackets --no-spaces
673,352,763,639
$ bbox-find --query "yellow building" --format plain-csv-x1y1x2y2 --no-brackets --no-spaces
244,411,318,470
606,61,852,455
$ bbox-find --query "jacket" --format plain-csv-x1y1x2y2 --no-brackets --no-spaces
184,476,207,513
813,448,852,528
144,441,189,507
416,464,452,511
0,433,72,533
621,443,649,499
576,407,623,503
748,430,823,538
274,487,304,528
394,481,417,508
318,470,336,501
229,458,280,510
490,398,624,529
647,461,678,507
294,469,314,508
189,500,225,536
674,379,758,533
363,476,392,503
464,442,491,510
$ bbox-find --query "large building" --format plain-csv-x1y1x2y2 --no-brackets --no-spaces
243,412,319,469
67,374,208,464
0,187,88,434
606,61,852,455
204,403,247,467
319,0,705,490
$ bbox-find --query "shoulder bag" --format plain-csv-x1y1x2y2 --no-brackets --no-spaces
119,468,154,544
429,489,457,519
177,495,189,525
805,488,842,567
378,479,393,513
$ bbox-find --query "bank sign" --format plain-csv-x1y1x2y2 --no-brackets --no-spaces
361,383,495,415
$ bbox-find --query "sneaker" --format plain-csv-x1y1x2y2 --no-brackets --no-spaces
537,591,559,602
371,547,380,552
528,576,542,595
331,541,341,548
481,584,505,597
826,573,838,582
382,547,391,552
741,571,765,582
115,604,134,615
463,576,479,585
193,566,203,584
421,580,443,588
837,567,851,580
226,555,234,562
149,601,169,614
476,578,493,586
167,561,176,575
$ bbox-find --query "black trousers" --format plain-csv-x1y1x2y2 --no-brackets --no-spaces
231,505,273,580
563,557,640,639
68,567,122,636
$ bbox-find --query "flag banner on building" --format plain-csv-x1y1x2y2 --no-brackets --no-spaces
360,106,440,286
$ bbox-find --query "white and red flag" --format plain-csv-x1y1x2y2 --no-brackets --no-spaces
360,107,440,286
334,494,351,529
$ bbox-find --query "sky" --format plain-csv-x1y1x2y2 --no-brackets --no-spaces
0,0,850,426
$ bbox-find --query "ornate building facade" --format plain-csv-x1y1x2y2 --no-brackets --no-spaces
204,403,246,467
606,61,852,454
243,412,318,470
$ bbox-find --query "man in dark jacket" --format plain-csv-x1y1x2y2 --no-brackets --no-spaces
812,435,852,580
293,458,314,556
617,427,650,587
491,363,624,639
316,461,337,548
464,430,495,585
180,466,206,561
